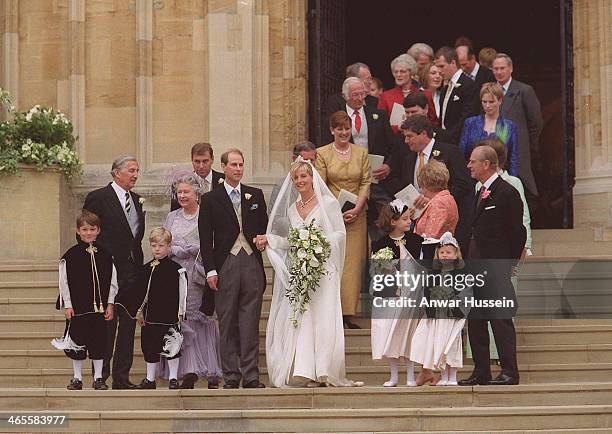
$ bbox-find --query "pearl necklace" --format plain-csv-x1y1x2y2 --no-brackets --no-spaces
299,193,316,209
182,207,199,220
333,143,351,155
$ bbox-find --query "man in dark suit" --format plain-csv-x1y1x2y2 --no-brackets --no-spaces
198,149,268,389
386,115,470,208
323,62,378,140
456,44,495,92
435,46,480,144
459,145,526,386
402,92,447,142
83,155,145,389
170,142,224,211
493,53,543,198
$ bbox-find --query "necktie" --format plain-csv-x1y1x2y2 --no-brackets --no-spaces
124,192,131,214
417,152,425,177
441,81,454,129
476,185,486,209
230,189,240,211
203,179,210,193
354,110,362,134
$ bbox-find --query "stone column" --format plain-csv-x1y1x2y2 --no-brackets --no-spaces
67,0,86,158
1,0,19,113
136,0,153,172
573,0,612,232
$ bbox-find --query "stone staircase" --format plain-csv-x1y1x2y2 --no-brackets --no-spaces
2,254,612,432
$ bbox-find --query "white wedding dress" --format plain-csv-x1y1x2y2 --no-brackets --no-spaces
265,163,360,387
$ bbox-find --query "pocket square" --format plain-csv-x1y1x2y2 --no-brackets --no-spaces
250,203,259,211
485,205,496,210
453,95,460,101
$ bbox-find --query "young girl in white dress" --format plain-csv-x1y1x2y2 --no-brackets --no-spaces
370,200,423,387
410,232,468,386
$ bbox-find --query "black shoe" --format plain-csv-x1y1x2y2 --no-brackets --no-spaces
180,373,198,389
343,315,361,329
223,380,239,389
168,379,180,389
458,375,491,386
243,380,266,389
207,378,219,390
489,374,519,385
67,378,83,390
111,380,138,390
92,378,108,390
137,378,156,389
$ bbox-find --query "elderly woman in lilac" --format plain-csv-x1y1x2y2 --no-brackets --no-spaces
158,172,222,389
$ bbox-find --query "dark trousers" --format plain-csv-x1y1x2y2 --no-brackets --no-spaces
141,323,181,363
216,250,264,384
102,305,136,384
64,313,107,361
468,318,519,379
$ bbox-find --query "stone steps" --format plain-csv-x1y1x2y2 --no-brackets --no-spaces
3,341,612,370
2,363,612,388
0,405,610,432
2,383,612,411
2,323,612,349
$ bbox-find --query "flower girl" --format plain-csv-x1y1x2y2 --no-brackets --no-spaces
410,232,468,386
370,200,423,387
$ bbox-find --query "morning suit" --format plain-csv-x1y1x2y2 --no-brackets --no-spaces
198,182,268,384
468,175,526,381
438,73,480,144
83,183,145,385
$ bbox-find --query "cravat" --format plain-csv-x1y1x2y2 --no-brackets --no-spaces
441,81,454,129
230,189,241,211
354,110,362,134
417,152,425,177
124,192,131,214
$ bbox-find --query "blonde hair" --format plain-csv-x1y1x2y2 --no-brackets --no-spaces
480,82,504,101
432,242,464,270
417,159,449,192
149,227,172,245
290,160,314,178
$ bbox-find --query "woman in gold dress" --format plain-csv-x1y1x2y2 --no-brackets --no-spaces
316,111,371,329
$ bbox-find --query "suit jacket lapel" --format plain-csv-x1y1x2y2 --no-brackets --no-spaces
502,80,519,114
218,187,240,227
473,177,501,222
364,105,376,149
104,184,133,238
405,151,417,184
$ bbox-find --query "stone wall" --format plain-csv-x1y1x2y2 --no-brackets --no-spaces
0,0,307,255
573,0,612,236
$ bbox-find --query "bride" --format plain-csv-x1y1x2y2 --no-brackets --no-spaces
264,158,361,387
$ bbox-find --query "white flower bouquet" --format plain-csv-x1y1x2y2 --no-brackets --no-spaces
370,247,397,275
287,219,331,327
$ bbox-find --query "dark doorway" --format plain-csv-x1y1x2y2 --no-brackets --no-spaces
308,0,574,229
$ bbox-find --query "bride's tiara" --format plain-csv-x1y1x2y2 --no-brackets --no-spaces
290,155,315,171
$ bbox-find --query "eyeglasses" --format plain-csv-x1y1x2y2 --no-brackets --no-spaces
349,92,367,98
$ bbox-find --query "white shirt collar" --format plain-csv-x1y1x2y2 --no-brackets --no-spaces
482,172,499,190
345,104,364,117
204,170,213,185
111,181,129,198
421,138,435,158
501,77,513,93
450,68,463,85
224,181,241,196
470,62,480,79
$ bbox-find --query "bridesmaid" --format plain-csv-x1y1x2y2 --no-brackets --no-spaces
158,172,222,388
316,111,371,329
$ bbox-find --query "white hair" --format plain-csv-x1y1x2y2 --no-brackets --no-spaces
495,53,513,67
110,155,137,175
390,54,417,75
341,77,364,99
407,43,434,61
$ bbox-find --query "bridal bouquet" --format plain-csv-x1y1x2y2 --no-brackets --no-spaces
287,219,331,327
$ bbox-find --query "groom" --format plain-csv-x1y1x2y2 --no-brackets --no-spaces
198,148,268,389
